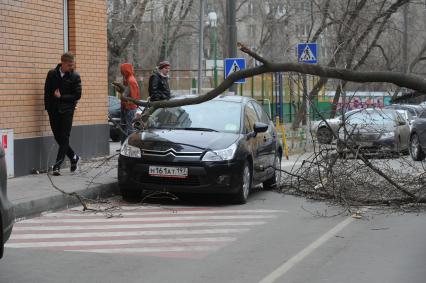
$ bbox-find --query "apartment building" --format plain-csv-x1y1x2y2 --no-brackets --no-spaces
0,0,109,176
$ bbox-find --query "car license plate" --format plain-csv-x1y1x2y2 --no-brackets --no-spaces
149,166,188,178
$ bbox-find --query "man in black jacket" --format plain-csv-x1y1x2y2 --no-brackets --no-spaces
44,52,82,176
148,61,171,101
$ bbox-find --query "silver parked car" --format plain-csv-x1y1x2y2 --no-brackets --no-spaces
0,144,14,259
311,109,359,144
337,108,410,154
395,109,415,131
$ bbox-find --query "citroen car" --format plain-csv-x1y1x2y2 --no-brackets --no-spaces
118,95,283,204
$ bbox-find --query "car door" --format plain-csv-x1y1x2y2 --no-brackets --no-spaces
244,103,264,182
395,111,410,149
251,101,276,178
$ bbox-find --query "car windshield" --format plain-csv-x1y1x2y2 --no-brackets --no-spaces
148,100,241,134
347,110,395,125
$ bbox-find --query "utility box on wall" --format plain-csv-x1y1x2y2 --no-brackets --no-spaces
0,129,14,178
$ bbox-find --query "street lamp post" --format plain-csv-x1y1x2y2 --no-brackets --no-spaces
208,11,218,88
197,0,205,95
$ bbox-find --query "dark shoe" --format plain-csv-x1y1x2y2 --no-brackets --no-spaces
52,166,61,176
70,155,80,172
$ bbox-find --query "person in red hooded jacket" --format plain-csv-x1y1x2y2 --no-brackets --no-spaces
119,63,141,144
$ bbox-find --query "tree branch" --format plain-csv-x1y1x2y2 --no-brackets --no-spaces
122,43,426,113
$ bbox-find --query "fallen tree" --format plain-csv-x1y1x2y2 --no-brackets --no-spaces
121,43,426,114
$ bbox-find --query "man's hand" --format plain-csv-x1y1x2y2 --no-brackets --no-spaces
54,89,61,98
112,81,125,93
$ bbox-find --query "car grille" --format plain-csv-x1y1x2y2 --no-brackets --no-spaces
352,133,381,142
140,174,201,186
141,149,202,158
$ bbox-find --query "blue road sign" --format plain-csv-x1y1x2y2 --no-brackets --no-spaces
297,43,318,64
224,58,246,83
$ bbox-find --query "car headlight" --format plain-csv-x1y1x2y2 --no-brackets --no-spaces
202,143,237,162
120,140,141,158
380,132,394,139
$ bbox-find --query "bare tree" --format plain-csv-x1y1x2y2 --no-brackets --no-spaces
158,0,196,62
107,0,151,83
290,0,411,125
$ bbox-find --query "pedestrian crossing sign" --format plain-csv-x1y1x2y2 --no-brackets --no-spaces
224,58,246,83
297,43,318,64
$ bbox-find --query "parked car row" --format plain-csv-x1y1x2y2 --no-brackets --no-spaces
311,104,426,161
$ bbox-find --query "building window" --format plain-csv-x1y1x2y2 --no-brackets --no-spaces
63,0,69,52
248,1,254,16
304,23,310,36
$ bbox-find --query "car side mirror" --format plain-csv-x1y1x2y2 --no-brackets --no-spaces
254,122,268,133
398,120,406,126
133,121,143,130
247,122,268,139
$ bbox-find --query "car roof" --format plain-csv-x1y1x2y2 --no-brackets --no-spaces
348,108,397,115
173,94,251,104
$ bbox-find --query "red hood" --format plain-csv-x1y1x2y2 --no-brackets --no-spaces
120,63,134,82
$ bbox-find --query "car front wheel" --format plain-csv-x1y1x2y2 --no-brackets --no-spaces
317,127,333,144
263,155,281,189
409,134,426,161
232,162,252,204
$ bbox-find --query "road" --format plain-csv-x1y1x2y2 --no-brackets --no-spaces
1,191,425,283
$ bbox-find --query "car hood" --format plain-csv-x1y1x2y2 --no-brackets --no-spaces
127,129,240,152
314,118,341,129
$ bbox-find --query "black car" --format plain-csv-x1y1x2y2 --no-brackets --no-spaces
118,95,283,204
409,109,426,161
109,95,121,142
0,145,14,259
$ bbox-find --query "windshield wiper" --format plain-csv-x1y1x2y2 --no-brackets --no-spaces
182,127,219,132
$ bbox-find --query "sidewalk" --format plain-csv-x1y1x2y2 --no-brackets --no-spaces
8,143,121,219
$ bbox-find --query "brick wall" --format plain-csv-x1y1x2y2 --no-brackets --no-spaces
68,0,108,127
0,0,108,139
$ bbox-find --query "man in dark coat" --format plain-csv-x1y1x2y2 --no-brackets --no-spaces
44,52,82,176
148,61,171,101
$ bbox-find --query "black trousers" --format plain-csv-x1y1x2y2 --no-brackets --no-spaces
48,110,76,167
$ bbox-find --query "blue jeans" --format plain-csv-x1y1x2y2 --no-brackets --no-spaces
120,109,137,144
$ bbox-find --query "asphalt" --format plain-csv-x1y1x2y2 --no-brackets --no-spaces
6,142,312,220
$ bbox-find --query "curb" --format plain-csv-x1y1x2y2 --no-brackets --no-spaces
12,182,119,220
